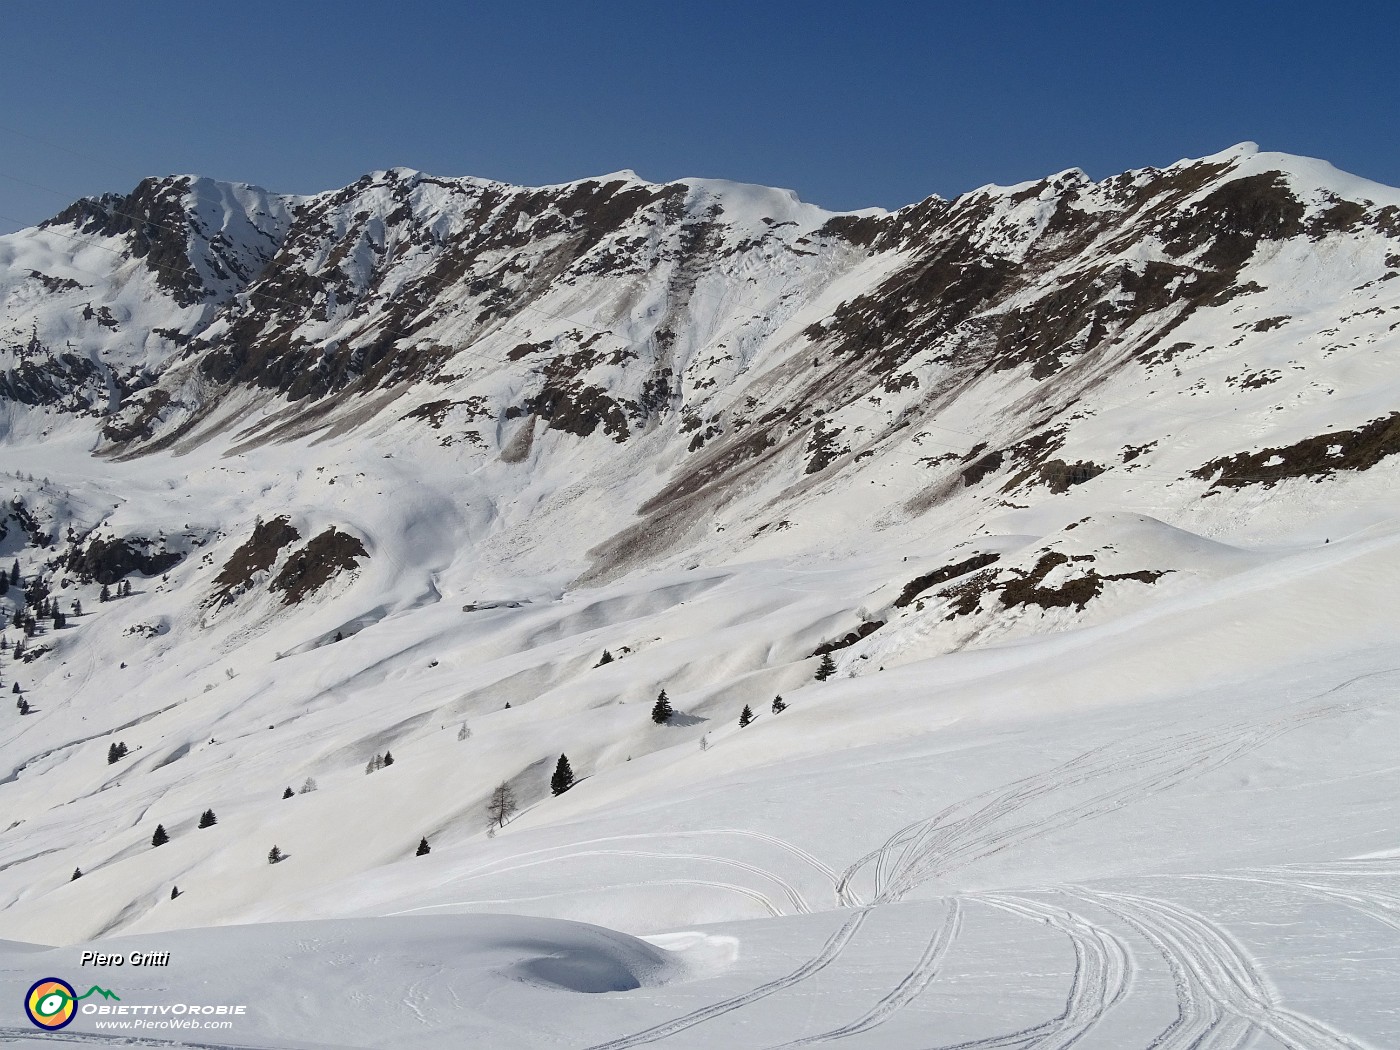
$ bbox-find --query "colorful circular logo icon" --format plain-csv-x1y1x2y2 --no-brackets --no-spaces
25,977,77,1030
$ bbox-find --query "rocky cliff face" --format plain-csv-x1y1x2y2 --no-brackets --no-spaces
3,145,1399,585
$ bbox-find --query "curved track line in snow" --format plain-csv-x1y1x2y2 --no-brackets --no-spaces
716,828,843,899
905,894,1131,1050
409,828,836,905
1080,889,1370,1050
579,908,873,1050
763,898,964,1048
916,893,1132,1050
1166,871,1400,936
390,877,788,918
842,687,1378,907
389,847,810,915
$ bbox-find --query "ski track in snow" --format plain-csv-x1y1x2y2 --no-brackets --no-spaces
394,877,789,919
762,897,963,1048
1078,889,1370,1050
391,847,813,916
578,908,873,1050
916,893,1132,1050
1163,870,1400,936
842,673,1389,906
590,673,1392,1050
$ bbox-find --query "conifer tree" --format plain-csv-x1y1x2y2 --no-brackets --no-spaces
416,837,431,856
457,722,471,741
551,753,575,796
198,809,217,828
772,695,787,714
71,867,82,881
151,824,169,848
815,653,837,681
9,561,17,585
596,649,613,666
99,585,110,603
739,704,754,728
382,751,394,767
487,781,518,828
282,787,294,799
651,689,673,724
17,698,27,715
300,776,318,793
268,845,283,864
171,886,180,899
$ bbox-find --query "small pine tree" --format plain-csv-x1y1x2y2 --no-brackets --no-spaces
99,585,110,603
815,653,837,681
595,650,614,667
457,722,471,741
299,776,318,793
416,837,431,856
198,809,216,828
268,845,283,864
699,734,710,752
17,698,28,715
71,599,81,616
170,885,180,899
71,867,82,881
382,751,394,767
772,695,787,714
739,704,754,728
282,787,294,799
107,742,120,764
151,824,169,848
334,631,343,642
551,753,575,796
9,561,17,585
651,689,673,724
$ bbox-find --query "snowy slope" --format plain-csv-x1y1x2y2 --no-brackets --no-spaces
0,146,1398,1047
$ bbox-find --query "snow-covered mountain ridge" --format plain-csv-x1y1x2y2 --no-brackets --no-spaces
1,145,1399,1048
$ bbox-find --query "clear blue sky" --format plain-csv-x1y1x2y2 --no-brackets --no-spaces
1,1,1395,229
